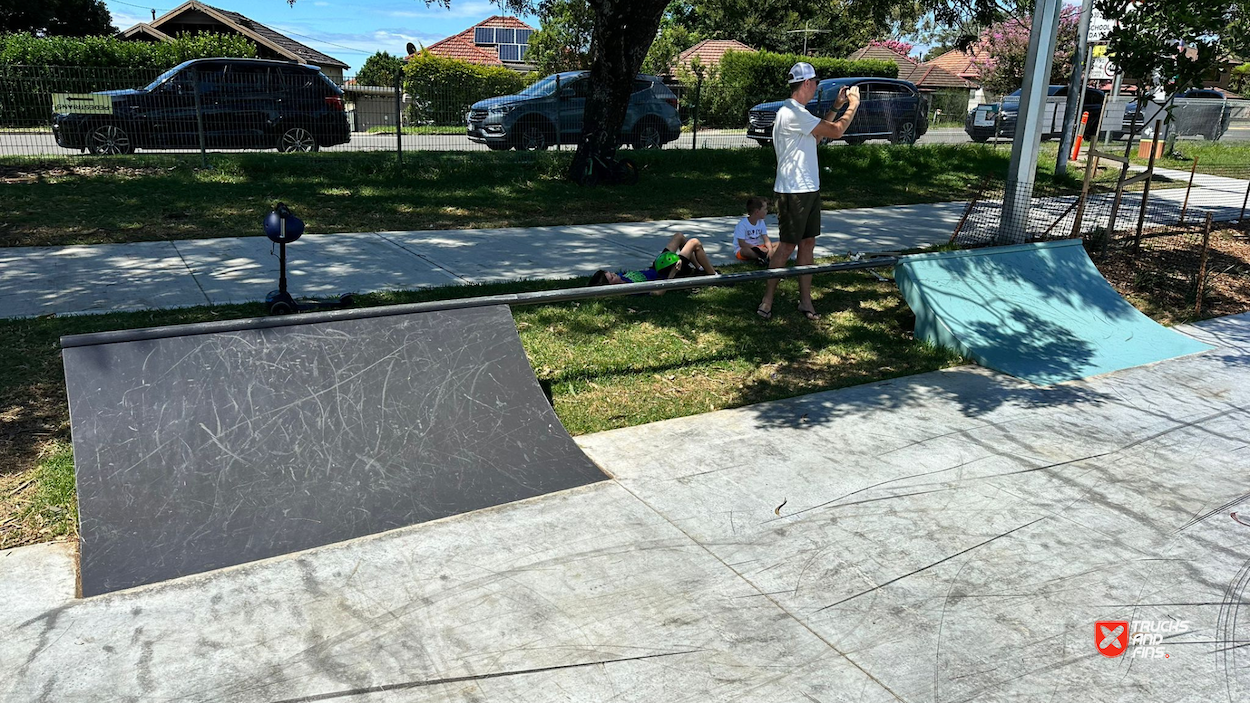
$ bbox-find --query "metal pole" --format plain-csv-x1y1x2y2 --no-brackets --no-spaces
1057,0,1094,177
1178,157,1198,225
1001,0,1064,244
691,75,702,152
192,78,207,169
1133,118,1162,252
60,258,901,348
555,74,561,152
1240,177,1250,225
394,71,402,165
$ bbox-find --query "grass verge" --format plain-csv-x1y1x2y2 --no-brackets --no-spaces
1,144,1055,248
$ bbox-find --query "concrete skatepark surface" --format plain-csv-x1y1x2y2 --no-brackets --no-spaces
4,312,1248,701
896,239,1214,385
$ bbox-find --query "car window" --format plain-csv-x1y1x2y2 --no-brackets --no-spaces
632,79,652,95
275,66,316,92
192,63,227,95
564,79,591,99
225,64,269,93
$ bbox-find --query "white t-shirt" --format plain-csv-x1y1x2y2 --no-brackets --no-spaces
733,216,768,251
772,98,823,194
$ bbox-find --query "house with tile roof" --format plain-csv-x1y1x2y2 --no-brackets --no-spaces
415,17,537,71
670,39,756,76
849,41,987,114
118,1,350,83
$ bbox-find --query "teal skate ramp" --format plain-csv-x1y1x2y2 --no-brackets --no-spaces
895,239,1212,385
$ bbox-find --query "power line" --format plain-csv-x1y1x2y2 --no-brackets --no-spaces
107,0,172,12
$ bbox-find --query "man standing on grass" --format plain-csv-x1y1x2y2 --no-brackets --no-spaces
757,62,861,321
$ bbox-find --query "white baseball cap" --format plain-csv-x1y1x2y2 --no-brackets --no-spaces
788,62,816,84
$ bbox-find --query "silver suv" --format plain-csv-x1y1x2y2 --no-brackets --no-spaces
466,72,682,151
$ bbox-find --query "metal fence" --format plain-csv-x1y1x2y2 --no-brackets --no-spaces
9,63,1249,160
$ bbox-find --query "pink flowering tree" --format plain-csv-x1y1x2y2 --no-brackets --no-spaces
870,39,917,60
974,5,1080,96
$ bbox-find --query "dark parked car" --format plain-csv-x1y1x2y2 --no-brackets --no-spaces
52,58,351,155
965,85,1105,142
466,71,682,150
1112,88,1231,141
746,77,929,146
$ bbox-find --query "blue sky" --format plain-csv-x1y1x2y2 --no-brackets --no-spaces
102,0,541,73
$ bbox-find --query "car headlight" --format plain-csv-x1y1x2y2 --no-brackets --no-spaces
488,104,516,115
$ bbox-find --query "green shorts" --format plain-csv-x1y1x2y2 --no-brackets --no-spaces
774,191,822,244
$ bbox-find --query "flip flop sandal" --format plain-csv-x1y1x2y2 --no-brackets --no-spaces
756,305,773,320
798,306,821,321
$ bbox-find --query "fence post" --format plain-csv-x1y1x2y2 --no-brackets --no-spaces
394,71,403,166
192,77,208,169
1178,156,1198,226
1194,212,1212,317
1240,175,1250,226
555,74,561,152
691,75,702,152
1132,118,1162,253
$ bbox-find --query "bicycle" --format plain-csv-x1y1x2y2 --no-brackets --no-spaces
575,150,639,187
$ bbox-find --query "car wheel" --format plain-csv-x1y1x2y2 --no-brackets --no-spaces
87,124,133,155
633,119,665,149
844,136,867,146
279,127,319,153
753,139,771,148
891,121,917,145
970,135,989,143
516,120,551,151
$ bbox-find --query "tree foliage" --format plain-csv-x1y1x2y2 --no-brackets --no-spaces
0,32,257,68
354,51,406,87
0,0,114,37
973,5,1080,95
1094,0,1248,99
526,0,594,74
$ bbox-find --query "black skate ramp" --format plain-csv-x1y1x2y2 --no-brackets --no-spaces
62,305,605,597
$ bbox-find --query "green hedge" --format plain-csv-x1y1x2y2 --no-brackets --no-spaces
1231,64,1250,96
0,32,257,69
681,51,898,128
404,52,528,125
0,33,258,126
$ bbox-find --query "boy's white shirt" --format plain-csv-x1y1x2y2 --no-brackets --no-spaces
733,215,769,252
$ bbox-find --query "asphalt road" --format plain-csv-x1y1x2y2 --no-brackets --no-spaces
5,126,1246,157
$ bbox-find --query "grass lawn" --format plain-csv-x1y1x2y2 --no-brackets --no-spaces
0,144,1068,248
1128,141,1250,174
0,259,963,548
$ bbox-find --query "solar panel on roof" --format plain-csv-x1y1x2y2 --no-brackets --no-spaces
499,44,520,62
474,27,495,44
496,28,515,44
516,29,533,44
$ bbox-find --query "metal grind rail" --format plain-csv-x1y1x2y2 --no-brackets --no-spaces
60,257,900,348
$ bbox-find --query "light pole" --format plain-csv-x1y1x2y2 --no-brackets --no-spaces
787,22,830,55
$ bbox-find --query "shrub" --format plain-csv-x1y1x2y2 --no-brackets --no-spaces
1231,64,1250,95
677,50,897,128
0,32,258,126
403,51,528,125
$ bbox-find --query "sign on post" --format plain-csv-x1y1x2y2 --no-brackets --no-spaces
51,93,113,115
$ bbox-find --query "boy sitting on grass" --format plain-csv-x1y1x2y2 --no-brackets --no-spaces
588,233,717,291
734,196,776,266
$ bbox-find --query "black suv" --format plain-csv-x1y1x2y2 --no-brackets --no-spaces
746,77,929,146
965,85,1105,142
52,58,351,154
466,71,682,150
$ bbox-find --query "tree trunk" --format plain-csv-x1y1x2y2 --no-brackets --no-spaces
569,0,669,183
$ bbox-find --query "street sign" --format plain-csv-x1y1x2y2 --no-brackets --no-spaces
1089,7,1114,41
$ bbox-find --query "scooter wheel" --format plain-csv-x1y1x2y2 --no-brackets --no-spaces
269,300,295,315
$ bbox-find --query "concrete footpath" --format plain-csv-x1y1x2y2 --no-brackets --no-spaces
0,202,968,319
4,312,1247,701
